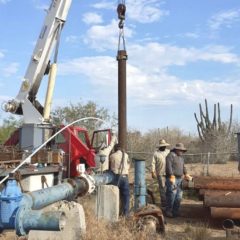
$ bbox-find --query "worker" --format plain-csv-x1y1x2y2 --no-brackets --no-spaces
165,143,192,218
109,143,130,217
96,133,118,172
151,139,170,208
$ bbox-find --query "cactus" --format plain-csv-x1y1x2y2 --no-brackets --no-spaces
194,99,233,142
194,99,233,163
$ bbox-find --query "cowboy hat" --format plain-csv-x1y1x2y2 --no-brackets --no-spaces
173,143,187,152
157,139,170,147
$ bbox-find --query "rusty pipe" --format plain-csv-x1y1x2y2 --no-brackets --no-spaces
204,190,240,207
117,50,128,151
183,177,240,190
211,207,240,219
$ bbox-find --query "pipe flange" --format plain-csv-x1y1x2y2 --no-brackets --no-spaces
79,174,95,195
15,206,29,236
78,176,89,197
67,178,77,188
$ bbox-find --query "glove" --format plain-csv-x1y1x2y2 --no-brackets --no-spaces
151,172,156,179
184,174,193,181
169,175,176,184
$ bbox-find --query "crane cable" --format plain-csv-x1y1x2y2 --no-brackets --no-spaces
117,0,126,51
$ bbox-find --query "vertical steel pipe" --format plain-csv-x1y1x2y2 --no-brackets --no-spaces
134,158,146,210
117,50,128,151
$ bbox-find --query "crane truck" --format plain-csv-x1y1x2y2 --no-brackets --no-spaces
1,0,112,190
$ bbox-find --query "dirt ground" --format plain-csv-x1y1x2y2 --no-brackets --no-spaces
1,161,238,239
0,198,228,240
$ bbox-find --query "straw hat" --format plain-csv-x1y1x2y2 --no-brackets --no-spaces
157,139,170,147
173,143,187,152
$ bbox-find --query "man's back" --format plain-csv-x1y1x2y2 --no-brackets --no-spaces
110,150,129,175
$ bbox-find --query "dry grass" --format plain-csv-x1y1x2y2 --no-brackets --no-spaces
81,200,163,240
183,223,211,240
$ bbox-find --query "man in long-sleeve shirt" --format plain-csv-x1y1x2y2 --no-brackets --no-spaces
165,143,189,218
151,139,170,207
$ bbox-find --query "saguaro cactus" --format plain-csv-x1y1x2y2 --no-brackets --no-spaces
194,99,233,142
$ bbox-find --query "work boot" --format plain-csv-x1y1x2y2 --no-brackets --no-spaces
165,211,173,218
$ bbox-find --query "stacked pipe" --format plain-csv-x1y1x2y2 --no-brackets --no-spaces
183,176,240,219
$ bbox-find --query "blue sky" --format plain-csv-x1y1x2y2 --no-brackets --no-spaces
0,0,240,134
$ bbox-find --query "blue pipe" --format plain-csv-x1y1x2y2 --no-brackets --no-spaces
20,171,114,210
15,209,66,236
21,181,83,210
134,158,146,210
0,171,114,235
93,171,114,186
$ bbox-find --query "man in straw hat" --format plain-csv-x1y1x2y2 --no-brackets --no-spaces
165,143,192,218
151,139,170,208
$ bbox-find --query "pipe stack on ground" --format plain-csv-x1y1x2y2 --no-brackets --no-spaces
183,176,240,219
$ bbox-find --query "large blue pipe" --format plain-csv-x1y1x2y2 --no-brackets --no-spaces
19,171,114,210
15,210,66,236
134,158,146,210
21,180,85,210
0,171,114,236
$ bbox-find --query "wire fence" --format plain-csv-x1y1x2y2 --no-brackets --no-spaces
127,151,240,177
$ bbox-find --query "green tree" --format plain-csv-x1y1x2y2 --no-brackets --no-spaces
0,116,21,144
51,101,115,134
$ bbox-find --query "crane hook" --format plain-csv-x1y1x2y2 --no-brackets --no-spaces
117,3,126,29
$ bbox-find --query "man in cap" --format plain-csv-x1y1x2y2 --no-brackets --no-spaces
151,139,170,207
109,144,130,217
165,143,191,218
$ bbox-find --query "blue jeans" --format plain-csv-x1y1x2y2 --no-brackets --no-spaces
165,177,183,216
113,174,130,216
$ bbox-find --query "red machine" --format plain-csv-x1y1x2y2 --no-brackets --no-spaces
4,126,112,177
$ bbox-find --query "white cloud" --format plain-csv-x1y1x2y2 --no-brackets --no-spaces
0,51,4,58
57,41,240,108
2,62,19,77
209,9,240,30
59,56,116,87
32,0,49,10
83,19,133,51
83,12,103,25
92,0,168,23
128,43,239,73
65,35,81,44
0,0,10,4
91,1,114,10
127,0,169,23
183,32,199,39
